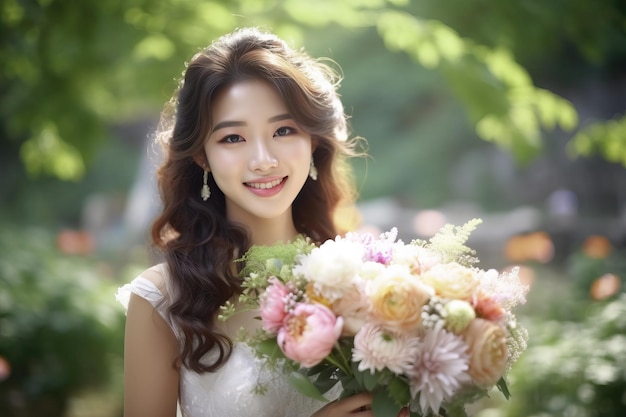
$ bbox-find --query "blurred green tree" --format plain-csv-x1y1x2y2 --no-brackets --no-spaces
1,0,623,180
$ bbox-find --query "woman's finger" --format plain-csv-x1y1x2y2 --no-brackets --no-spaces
397,407,410,417
336,392,373,412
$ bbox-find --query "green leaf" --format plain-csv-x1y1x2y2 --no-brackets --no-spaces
362,369,380,391
351,361,365,386
313,366,341,394
372,389,402,417
306,362,332,376
255,338,286,361
314,376,341,394
496,377,511,400
288,372,328,402
387,376,411,407
340,376,362,397
20,124,85,180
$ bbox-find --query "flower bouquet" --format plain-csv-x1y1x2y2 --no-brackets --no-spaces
220,219,529,417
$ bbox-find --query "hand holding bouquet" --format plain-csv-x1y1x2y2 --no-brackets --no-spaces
220,219,529,417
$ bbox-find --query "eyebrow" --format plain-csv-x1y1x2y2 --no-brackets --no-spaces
211,113,293,133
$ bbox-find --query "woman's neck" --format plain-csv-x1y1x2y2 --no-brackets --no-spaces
247,217,300,246
226,205,300,246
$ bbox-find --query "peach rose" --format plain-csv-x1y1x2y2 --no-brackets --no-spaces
420,262,479,301
366,265,432,332
462,318,508,386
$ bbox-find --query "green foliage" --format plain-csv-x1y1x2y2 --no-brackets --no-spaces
0,226,125,417
504,295,626,417
413,218,482,265
376,10,578,163
0,0,237,180
288,372,328,402
401,0,626,76
568,114,626,166
2,0,624,184
237,235,316,281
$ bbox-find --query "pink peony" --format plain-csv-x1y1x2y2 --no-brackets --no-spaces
260,277,291,333
277,303,343,367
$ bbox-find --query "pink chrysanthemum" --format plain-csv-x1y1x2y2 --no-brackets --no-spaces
352,323,419,375
408,323,471,415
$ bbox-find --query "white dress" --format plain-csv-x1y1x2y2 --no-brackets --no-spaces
117,266,334,417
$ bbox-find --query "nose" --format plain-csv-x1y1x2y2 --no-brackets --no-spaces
249,138,278,173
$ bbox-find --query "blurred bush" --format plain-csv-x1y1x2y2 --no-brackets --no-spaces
504,294,626,417
0,226,125,417
474,233,626,417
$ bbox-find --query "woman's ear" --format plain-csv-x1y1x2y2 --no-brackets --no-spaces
311,138,319,153
193,153,210,171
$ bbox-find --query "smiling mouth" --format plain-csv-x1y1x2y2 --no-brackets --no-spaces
245,178,285,189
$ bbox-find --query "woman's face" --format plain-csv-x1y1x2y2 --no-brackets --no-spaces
203,79,313,227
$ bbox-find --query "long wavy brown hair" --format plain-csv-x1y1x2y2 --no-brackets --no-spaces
150,27,364,373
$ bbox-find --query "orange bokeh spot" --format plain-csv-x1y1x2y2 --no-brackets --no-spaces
56,229,96,255
504,232,554,264
0,356,10,381
583,235,612,259
590,273,621,300
412,210,447,238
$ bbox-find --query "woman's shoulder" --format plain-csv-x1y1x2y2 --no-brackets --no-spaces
116,263,171,310
139,263,169,294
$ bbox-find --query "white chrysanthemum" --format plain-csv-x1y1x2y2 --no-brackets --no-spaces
352,323,420,375
408,323,471,415
293,239,364,301
478,267,528,309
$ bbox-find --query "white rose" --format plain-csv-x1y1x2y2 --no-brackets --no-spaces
294,239,364,300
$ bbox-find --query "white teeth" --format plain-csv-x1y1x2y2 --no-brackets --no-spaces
247,179,283,189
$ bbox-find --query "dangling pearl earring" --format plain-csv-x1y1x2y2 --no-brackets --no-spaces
308,158,318,181
201,170,211,200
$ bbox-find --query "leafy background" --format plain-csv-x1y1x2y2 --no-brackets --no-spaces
1,0,625,416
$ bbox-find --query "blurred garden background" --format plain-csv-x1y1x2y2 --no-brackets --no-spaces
1,0,625,416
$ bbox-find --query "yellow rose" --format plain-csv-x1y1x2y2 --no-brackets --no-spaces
462,318,508,386
366,265,432,332
420,262,479,301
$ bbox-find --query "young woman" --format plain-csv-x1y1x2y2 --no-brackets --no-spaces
118,27,399,417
